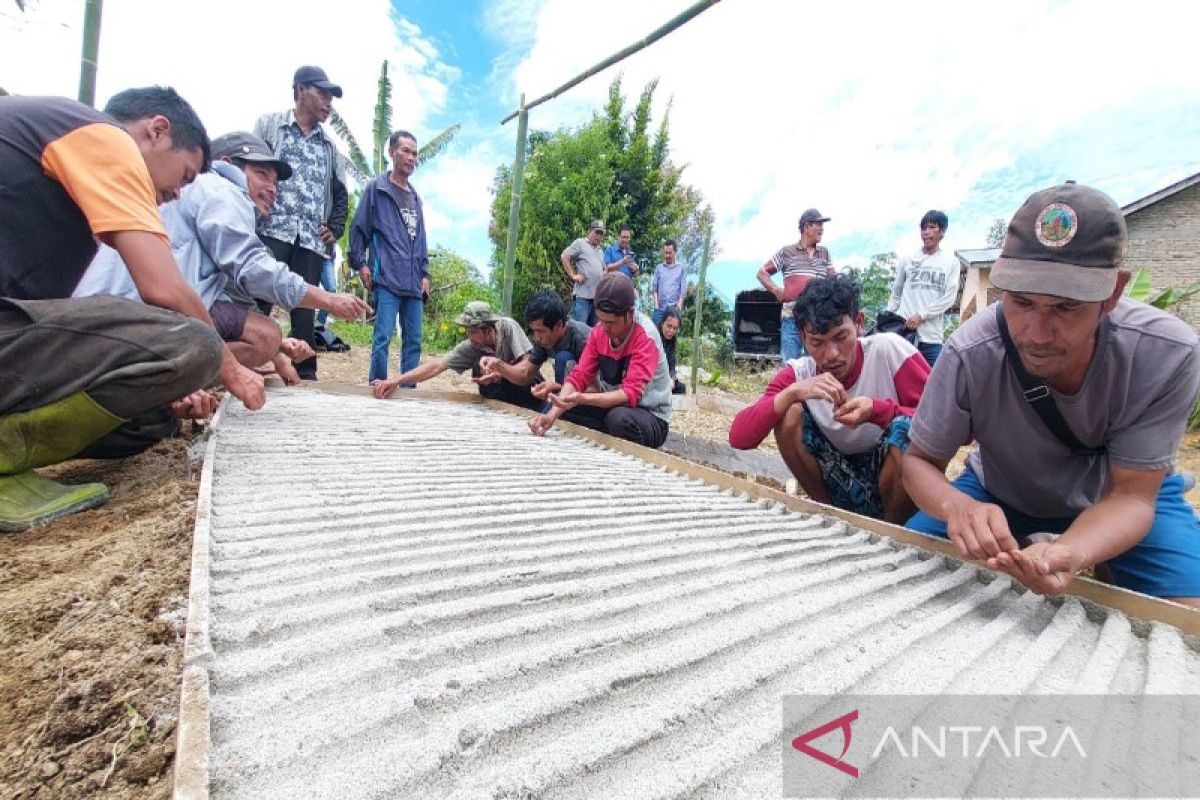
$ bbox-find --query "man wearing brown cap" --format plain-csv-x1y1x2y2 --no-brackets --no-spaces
560,220,608,325
253,66,349,380
757,208,836,361
529,273,673,448
372,300,542,410
903,182,1200,605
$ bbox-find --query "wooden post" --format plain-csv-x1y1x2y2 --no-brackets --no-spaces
77,0,103,106
689,226,712,395
501,95,528,316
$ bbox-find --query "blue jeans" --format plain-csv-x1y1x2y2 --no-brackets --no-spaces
781,316,806,361
572,297,596,326
315,258,337,328
906,466,1200,598
917,341,942,367
369,286,423,385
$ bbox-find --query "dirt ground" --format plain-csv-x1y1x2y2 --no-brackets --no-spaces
4,342,1200,797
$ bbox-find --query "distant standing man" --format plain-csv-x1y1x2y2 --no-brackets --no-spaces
651,239,687,327
350,130,429,386
561,219,607,325
886,210,959,367
758,208,835,361
903,183,1200,605
604,224,638,279
254,65,349,380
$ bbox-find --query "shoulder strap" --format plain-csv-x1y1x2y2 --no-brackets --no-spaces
995,304,1103,457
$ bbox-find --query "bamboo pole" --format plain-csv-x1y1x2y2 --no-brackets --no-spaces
500,0,721,125
689,226,712,395
501,96,528,316
77,0,103,107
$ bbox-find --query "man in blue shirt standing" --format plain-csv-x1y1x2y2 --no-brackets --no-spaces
651,239,687,327
350,130,430,386
603,224,638,280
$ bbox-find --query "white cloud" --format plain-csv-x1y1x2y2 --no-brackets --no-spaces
494,0,1200,287
0,0,454,163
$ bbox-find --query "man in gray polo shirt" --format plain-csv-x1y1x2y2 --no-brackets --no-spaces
903,182,1200,605
560,219,607,325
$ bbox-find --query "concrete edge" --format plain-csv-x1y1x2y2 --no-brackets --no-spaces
173,398,228,800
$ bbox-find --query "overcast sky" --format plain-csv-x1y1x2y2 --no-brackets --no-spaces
3,0,1198,303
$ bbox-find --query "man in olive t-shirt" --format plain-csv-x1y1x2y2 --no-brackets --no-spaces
371,300,541,410
903,182,1200,605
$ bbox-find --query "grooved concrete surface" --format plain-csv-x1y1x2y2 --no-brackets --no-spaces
202,389,1200,799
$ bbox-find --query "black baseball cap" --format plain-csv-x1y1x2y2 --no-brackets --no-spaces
293,65,343,98
211,132,293,181
799,208,831,227
990,182,1126,302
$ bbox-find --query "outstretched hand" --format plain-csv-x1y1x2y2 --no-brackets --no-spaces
989,542,1081,597
372,378,399,399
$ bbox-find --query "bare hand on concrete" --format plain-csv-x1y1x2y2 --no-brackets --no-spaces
372,378,400,399
944,495,1019,561
990,542,1079,597
528,413,555,436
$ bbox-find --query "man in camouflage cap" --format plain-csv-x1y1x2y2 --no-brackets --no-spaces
903,182,1200,605
372,300,542,409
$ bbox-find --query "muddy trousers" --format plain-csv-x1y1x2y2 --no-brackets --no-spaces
0,296,224,461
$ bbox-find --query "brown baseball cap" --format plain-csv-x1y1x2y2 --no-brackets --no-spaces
798,208,830,227
990,182,1127,302
595,272,637,314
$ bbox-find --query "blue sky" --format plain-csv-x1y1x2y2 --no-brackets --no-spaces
4,0,1200,306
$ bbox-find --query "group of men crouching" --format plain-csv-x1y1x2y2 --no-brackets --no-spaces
2,86,1199,610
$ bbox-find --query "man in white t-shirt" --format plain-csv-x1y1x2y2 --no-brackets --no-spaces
904,182,1200,604
730,274,931,522
886,210,959,367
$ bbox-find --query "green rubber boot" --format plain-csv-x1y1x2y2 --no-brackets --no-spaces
0,393,125,531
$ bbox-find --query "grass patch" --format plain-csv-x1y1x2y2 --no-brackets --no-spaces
329,319,380,348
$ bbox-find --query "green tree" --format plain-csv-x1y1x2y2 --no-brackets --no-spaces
985,218,1006,248
489,75,714,320
846,252,896,325
422,247,496,351
681,283,731,339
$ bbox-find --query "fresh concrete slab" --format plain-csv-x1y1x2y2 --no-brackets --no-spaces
188,388,1200,799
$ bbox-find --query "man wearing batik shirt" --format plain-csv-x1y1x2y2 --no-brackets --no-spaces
529,273,673,449
757,208,836,361
730,274,929,522
254,65,349,380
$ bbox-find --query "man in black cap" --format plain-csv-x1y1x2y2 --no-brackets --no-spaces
529,273,673,448
903,182,1200,605
253,66,349,380
757,208,836,362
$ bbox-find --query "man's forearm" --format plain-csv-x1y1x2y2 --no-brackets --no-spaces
1058,492,1156,571
394,359,445,386
900,448,960,519
560,256,576,280
577,388,631,409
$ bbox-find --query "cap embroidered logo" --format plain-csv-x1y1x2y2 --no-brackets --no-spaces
1035,203,1078,248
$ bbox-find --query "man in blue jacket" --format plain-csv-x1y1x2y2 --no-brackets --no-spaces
350,129,430,385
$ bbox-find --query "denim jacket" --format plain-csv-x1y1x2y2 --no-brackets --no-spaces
349,172,429,298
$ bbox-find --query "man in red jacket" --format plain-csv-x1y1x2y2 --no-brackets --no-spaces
729,274,930,521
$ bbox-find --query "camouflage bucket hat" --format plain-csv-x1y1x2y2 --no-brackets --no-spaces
455,301,501,327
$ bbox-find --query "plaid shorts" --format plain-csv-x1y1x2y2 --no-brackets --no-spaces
801,408,913,519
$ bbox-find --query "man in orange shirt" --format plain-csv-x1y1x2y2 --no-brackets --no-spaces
0,87,266,531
